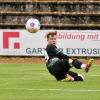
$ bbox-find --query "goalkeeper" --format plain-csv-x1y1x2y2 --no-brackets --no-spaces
44,31,94,81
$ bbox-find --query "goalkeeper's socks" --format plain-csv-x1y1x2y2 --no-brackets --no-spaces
81,59,94,72
81,64,87,70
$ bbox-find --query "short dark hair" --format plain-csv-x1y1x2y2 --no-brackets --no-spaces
46,31,57,39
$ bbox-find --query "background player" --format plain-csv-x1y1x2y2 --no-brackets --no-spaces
44,31,94,81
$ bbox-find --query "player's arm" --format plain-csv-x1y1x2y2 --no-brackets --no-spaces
47,44,70,59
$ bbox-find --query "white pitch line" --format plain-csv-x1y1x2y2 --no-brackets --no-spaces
89,75,100,76
0,88,100,92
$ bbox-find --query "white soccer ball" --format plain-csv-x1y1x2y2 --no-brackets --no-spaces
25,18,40,33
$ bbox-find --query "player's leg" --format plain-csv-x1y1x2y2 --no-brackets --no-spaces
47,57,71,81
68,58,94,73
65,71,84,81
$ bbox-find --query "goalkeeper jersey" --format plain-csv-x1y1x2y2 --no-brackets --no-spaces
45,44,69,63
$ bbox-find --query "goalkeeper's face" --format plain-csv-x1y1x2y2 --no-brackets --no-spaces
47,35,57,45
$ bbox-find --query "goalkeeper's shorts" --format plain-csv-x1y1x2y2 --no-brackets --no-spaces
46,57,71,81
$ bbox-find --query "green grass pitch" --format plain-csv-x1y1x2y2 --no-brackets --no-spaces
0,63,100,100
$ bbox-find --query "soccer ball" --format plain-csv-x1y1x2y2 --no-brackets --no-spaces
25,18,40,33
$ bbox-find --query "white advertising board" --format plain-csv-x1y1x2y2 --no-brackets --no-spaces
0,30,100,56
